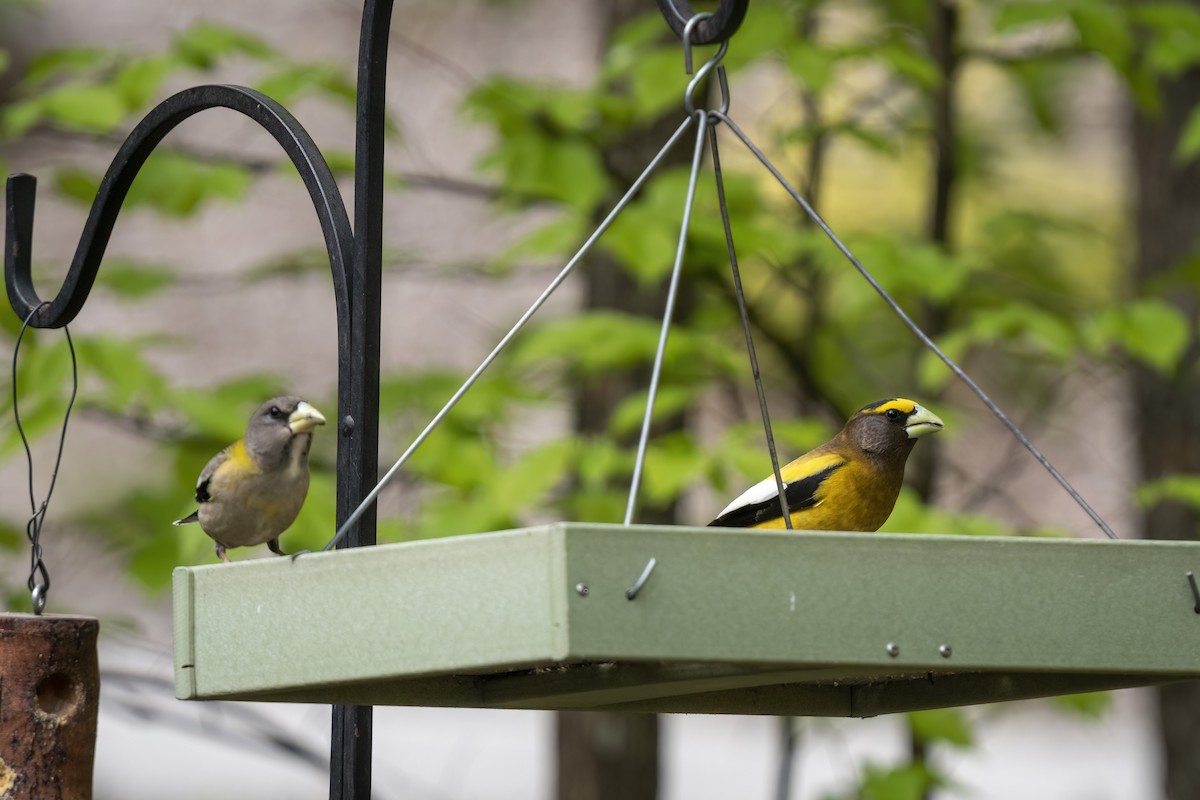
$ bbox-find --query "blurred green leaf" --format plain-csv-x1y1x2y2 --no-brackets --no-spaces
609,385,696,438
858,762,937,800
994,1,1075,32
1177,106,1200,163
8,82,127,135
483,438,576,519
114,55,172,109
74,336,171,411
641,431,707,506
94,259,175,299
172,21,276,69
0,519,22,551
1085,298,1190,374
1054,690,1112,717
19,46,113,89
1136,474,1200,510
909,708,973,747
256,63,356,107
881,488,1012,536
1134,2,1200,76
1071,3,1134,70
512,312,660,374
57,150,251,216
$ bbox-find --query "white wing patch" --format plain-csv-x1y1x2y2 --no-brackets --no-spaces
717,473,788,518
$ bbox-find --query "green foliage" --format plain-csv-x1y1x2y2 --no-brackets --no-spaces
171,21,277,69
93,259,176,300
909,708,973,747
1136,474,1200,512
824,762,938,800
1,0,1151,788
1054,690,1113,717
1084,297,1190,375
57,151,252,216
0,18,387,219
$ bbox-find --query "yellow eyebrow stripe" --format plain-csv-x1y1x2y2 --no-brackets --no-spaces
868,398,916,416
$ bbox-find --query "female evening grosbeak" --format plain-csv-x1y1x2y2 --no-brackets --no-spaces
710,398,943,531
174,396,326,562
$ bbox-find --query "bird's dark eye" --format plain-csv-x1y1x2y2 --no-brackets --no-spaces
268,406,282,418
885,408,903,422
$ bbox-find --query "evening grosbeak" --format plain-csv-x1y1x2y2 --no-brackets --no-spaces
710,398,943,531
173,396,326,562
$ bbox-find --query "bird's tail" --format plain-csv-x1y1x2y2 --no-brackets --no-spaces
173,511,200,526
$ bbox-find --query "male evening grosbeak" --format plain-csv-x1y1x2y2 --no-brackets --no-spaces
710,398,943,531
174,396,326,562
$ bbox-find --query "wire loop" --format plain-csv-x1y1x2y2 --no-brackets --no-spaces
657,0,750,46
12,301,78,614
683,22,730,116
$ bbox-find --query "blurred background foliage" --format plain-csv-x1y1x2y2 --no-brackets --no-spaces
3,0,1200,797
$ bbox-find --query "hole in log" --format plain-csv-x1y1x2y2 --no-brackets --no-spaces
36,672,80,720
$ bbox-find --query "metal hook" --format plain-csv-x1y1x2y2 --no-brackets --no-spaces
682,12,713,75
1188,572,1200,614
626,557,658,601
685,51,730,116
681,12,730,116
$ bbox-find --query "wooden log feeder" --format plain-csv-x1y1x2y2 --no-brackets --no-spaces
0,613,99,800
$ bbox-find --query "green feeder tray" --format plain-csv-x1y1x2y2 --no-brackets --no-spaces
173,523,1200,716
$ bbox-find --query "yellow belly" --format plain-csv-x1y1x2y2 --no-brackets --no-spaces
755,461,902,532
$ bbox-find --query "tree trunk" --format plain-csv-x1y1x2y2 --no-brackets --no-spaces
554,3,690,797
1129,27,1200,800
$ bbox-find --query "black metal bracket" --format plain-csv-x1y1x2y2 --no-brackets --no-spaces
655,0,750,45
3,1,394,797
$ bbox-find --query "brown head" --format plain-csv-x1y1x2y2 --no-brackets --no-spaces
840,397,944,465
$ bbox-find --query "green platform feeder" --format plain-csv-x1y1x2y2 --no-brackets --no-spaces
173,523,1200,716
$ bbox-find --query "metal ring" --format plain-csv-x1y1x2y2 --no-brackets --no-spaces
656,0,749,45
31,583,46,615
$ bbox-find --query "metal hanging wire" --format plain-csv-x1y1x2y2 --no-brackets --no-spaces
707,110,1119,540
708,124,792,530
324,0,1119,548
11,302,79,614
323,116,699,551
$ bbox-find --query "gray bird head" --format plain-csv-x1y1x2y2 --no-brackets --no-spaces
244,396,327,469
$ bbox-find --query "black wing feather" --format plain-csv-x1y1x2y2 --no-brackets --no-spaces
709,462,844,528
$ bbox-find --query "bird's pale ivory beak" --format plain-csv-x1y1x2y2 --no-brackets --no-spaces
288,401,327,434
905,404,944,438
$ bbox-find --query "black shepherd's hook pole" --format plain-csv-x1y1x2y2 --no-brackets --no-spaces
330,0,391,798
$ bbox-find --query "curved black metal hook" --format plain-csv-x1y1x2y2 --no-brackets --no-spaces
5,84,352,346
656,0,749,45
